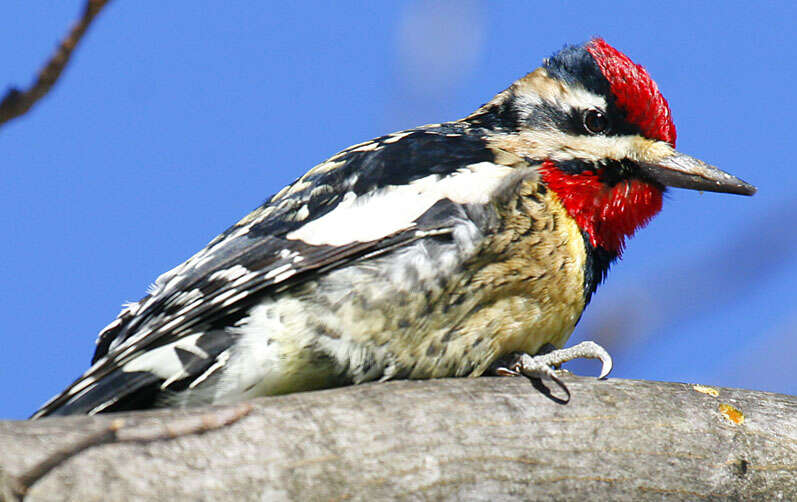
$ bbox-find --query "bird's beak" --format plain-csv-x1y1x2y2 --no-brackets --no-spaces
639,151,756,196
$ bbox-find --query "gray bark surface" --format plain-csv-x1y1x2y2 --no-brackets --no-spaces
1,376,795,501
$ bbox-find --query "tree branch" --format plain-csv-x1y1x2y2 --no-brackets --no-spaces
1,377,795,501
2,404,253,501
0,0,112,128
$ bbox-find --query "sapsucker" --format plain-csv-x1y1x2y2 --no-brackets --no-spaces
32,38,755,418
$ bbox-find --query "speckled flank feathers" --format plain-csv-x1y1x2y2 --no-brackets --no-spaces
32,38,754,417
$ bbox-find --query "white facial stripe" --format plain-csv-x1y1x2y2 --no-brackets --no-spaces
489,129,673,165
286,162,515,246
508,68,608,116
550,133,674,164
561,85,608,113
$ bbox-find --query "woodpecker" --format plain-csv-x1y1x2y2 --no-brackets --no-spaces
32,38,755,418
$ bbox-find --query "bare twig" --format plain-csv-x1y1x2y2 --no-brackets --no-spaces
0,0,112,128
4,403,252,501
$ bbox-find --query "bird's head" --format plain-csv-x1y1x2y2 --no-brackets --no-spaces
468,38,755,256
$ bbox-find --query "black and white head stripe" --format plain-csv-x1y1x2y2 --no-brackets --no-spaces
468,42,648,143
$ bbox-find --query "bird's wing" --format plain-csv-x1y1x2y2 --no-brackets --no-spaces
33,125,533,417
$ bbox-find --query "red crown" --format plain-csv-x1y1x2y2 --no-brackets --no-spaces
586,38,676,146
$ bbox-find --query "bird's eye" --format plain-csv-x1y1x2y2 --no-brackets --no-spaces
583,109,608,134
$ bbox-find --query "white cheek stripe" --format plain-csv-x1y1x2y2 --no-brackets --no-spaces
285,162,514,246
551,133,673,164
497,129,671,165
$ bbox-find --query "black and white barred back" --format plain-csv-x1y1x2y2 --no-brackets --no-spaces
33,122,541,417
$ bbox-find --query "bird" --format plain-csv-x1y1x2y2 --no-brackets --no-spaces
32,38,755,418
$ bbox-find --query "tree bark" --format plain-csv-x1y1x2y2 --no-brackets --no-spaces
1,376,795,501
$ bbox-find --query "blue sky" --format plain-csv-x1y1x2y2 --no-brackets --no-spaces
1,2,794,419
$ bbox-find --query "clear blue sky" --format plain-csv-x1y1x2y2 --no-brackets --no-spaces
1,2,794,419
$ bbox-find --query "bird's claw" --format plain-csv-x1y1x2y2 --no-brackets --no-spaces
492,340,613,401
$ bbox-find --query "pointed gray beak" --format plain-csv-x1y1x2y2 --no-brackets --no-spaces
639,151,756,196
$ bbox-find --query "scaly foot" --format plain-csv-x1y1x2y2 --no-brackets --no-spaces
491,341,613,401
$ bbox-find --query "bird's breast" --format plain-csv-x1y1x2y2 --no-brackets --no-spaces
249,178,589,388
443,179,588,371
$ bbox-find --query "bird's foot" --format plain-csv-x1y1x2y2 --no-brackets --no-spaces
491,341,613,402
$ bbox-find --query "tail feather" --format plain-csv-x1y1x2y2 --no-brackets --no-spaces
32,370,162,418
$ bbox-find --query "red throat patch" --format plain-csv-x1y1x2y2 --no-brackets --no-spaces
585,38,677,146
540,161,663,255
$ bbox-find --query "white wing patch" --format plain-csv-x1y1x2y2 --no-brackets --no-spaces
121,332,207,382
286,162,515,246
